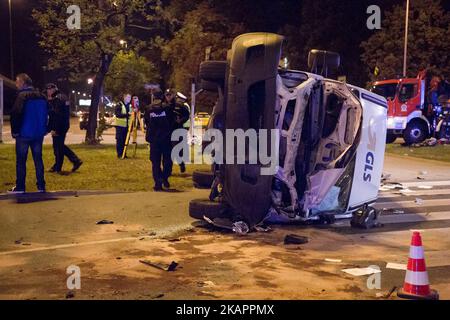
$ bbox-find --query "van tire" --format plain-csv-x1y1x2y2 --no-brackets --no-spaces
189,199,228,220
193,170,214,189
201,79,221,92
199,61,227,83
403,121,428,145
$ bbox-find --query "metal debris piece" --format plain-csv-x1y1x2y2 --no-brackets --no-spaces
139,260,178,272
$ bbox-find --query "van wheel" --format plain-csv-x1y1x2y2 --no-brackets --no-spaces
199,61,227,83
201,79,221,92
386,133,397,144
403,121,428,145
193,170,214,189
189,199,228,220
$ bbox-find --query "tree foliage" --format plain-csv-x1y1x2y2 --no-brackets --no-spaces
104,51,158,100
32,0,160,143
361,0,450,82
159,1,244,94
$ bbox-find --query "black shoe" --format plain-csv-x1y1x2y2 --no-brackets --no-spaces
180,163,186,173
153,185,163,192
72,161,83,172
7,186,25,194
162,179,170,189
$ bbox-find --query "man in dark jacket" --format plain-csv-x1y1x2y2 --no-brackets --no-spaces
46,83,83,173
144,93,175,191
8,74,48,193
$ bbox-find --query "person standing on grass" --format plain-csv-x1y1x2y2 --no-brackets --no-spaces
144,92,175,191
8,74,48,194
46,83,83,174
113,93,132,158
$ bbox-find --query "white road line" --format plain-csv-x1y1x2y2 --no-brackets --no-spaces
379,188,450,198
374,198,450,209
401,181,450,188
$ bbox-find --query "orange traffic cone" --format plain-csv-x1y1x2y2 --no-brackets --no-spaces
397,231,439,300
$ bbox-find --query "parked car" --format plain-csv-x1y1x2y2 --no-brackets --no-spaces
189,33,387,232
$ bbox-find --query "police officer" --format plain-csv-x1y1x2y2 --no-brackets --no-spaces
46,83,83,173
144,92,175,191
172,92,190,173
114,93,132,158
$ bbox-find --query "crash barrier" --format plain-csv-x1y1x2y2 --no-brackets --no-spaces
397,231,439,300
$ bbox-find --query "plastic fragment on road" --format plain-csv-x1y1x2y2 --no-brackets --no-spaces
325,258,342,263
415,198,424,205
232,221,250,235
341,267,381,276
284,234,309,245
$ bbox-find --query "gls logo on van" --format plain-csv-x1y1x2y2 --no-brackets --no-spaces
363,120,377,182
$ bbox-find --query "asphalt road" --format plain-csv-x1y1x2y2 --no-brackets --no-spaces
0,154,450,299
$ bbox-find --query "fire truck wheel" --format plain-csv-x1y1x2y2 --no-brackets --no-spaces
189,199,228,220
403,121,428,145
193,170,214,189
386,133,397,144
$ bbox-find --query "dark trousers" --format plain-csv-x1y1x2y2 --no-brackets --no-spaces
150,140,173,187
52,134,80,171
15,136,45,191
115,126,127,158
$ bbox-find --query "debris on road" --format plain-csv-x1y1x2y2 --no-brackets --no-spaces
284,234,309,245
417,185,433,189
14,238,23,245
341,266,381,277
376,286,397,299
139,260,179,272
232,221,250,235
325,258,342,263
66,291,75,299
96,220,114,225
197,281,216,288
386,262,407,270
415,198,424,205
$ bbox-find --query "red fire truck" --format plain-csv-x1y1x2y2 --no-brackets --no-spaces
371,75,429,144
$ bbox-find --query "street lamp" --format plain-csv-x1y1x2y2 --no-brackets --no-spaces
87,78,93,85
403,0,410,77
8,0,14,78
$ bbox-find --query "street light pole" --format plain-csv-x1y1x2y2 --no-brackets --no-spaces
8,0,14,79
403,0,410,77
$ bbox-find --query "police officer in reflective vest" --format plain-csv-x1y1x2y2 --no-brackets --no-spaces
114,93,131,158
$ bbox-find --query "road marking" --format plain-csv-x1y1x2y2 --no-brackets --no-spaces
375,198,450,209
401,181,450,188
0,235,157,256
379,188,450,198
379,211,450,224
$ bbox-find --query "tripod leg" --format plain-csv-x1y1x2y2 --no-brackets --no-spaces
121,113,134,159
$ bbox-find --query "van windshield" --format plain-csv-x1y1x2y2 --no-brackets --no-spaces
371,83,397,100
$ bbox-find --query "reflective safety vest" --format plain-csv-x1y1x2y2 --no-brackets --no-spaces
182,103,191,129
113,102,129,127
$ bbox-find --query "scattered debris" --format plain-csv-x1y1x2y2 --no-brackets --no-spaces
96,220,114,225
197,281,216,288
232,221,250,235
325,258,342,263
415,198,424,205
116,257,122,260
254,225,272,232
386,262,407,270
65,291,75,299
284,234,309,245
392,210,405,214
139,260,178,272
14,238,23,245
152,293,164,299
342,266,381,277
417,176,425,180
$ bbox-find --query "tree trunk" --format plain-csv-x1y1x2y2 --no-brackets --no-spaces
85,54,113,144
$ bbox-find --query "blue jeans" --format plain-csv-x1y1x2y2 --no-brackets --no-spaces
15,136,45,191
